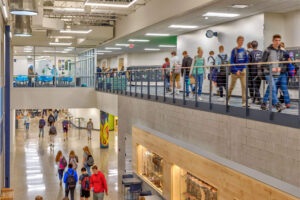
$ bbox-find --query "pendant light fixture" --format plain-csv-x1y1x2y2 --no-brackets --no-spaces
10,0,38,16
13,15,32,37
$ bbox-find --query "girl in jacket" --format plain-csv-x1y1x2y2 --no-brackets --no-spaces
56,151,66,186
82,146,92,176
69,150,79,171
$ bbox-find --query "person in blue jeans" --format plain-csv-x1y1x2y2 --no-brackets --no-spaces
162,58,171,92
181,51,193,97
63,163,78,200
190,47,206,101
39,116,46,138
261,34,285,112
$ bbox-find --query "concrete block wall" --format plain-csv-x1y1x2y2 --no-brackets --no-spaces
116,95,300,188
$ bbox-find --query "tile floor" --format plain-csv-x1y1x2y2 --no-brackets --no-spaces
11,116,118,200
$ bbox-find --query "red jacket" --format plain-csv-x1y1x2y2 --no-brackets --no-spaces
90,171,108,193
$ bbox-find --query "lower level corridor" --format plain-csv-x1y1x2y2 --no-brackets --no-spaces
11,115,118,200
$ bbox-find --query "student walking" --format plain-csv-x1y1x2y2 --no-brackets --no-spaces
42,109,47,116
248,41,263,104
39,116,46,138
207,51,217,95
49,124,57,149
56,151,67,186
87,119,94,141
69,150,79,171
261,34,285,112
215,45,229,102
170,51,181,95
82,146,94,176
63,164,78,200
79,167,91,200
62,117,69,141
279,42,291,108
228,36,249,107
162,58,171,92
190,47,206,101
90,165,108,200
54,109,59,122
48,112,55,126
24,114,31,133
181,51,193,97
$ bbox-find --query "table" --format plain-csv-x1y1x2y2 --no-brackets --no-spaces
144,195,162,200
122,178,142,185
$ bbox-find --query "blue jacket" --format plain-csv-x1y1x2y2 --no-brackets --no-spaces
230,48,248,74
63,168,78,188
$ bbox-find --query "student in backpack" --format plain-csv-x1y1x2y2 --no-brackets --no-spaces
228,35,249,107
249,41,263,104
56,151,67,186
24,113,31,133
49,124,57,149
48,111,55,126
215,45,228,102
86,119,94,141
90,165,108,200
62,117,69,141
39,115,46,138
207,51,217,95
63,163,78,200
79,167,91,200
69,150,79,171
82,146,93,176
54,109,59,121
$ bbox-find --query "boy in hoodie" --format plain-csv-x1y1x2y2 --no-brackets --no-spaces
63,164,78,200
228,36,248,107
90,165,108,200
261,34,285,112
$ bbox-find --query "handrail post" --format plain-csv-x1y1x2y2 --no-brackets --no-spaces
269,65,273,118
209,67,212,109
246,65,249,115
130,71,132,96
163,69,166,102
141,70,144,98
183,68,186,105
195,67,198,107
172,68,175,104
226,66,229,111
155,69,158,100
147,70,150,99
135,71,137,97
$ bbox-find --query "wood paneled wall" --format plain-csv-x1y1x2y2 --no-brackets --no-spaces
132,126,299,200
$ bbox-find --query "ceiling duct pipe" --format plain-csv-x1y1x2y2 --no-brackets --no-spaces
10,0,38,16
13,15,32,37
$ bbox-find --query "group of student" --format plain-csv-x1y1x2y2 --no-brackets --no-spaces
34,147,108,200
162,34,295,112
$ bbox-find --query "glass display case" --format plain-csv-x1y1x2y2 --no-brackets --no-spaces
180,170,217,200
140,146,163,192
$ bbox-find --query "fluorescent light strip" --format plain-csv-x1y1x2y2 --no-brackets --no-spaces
49,42,72,46
144,48,160,51
128,39,150,42
105,47,122,50
97,50,112,53
231,4,248,8
97,53,104,55
14,33,32,37
203,12,240,17
146,33,170,36
115,44,130,47
10,10,37,16
169,25,198,29
60,30,92,34
2,5,8,19
50,36,74,39
159,45,176,48
85,0,138,8
54,7,84,12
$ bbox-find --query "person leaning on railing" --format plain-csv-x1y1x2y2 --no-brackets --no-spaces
260,34,286,112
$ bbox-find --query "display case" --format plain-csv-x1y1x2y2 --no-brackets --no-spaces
139,146,164,192
180,170,217,200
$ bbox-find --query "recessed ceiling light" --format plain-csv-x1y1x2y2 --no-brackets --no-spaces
97,53,104,55
49,42,72,46
2,5,8,19
146,33,170,37
85,0,138,8
10,10,37,16
203,12,240,18
159,45,176,48
144,48,160,51
50,36,74,39
205,17,209,20
105,47,122,50
168,25,198,29
97,50,112,53
14,33,32,37
60,30,92,34
54,7,84,12
231,4,248,9
115,44,130,47
128,39,150,42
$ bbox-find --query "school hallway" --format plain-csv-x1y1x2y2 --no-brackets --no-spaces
11,117,118,200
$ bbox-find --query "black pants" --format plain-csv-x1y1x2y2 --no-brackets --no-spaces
217,74,226,97
249,76,261,101
65,188,75,200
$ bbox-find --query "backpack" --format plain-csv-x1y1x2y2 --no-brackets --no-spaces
39,120,44,128
69,156,78,169
217,54,228,76
66,171,76,189
82,175,91,191
208,56,216,66
48,115,55,123
87,122,93,130
63,120,68,129
60,157,67,169
49,126,57,135
86,155,94,167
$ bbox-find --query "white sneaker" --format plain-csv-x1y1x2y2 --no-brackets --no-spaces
217,97,224,102
198,96,203,101
175,90,180,95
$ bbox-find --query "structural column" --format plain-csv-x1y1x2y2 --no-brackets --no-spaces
100,111,109,148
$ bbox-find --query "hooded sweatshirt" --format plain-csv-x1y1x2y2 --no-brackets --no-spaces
63,168,78,188
90,171,108,193
230,47,248,74
262,44,287,77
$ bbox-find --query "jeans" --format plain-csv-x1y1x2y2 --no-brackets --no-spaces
28,77,32,87
277,73,290,105
65,188,75,200
165,75,170,91
184,75,190,96
58,169,64,181
84,163,91,176
191,74,204,95
93,192,104,200
249,76,262,101
25,123,30,130
42,110,47,116
39,128,44,137
263,75,280,105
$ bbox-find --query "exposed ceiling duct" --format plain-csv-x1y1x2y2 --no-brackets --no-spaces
10,0,38,16
13,15,32,37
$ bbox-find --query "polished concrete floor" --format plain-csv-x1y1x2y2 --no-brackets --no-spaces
12,115,118,200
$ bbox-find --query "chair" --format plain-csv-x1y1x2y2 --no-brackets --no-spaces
122,174,134,179
140,191,152,196
124,183,142,200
